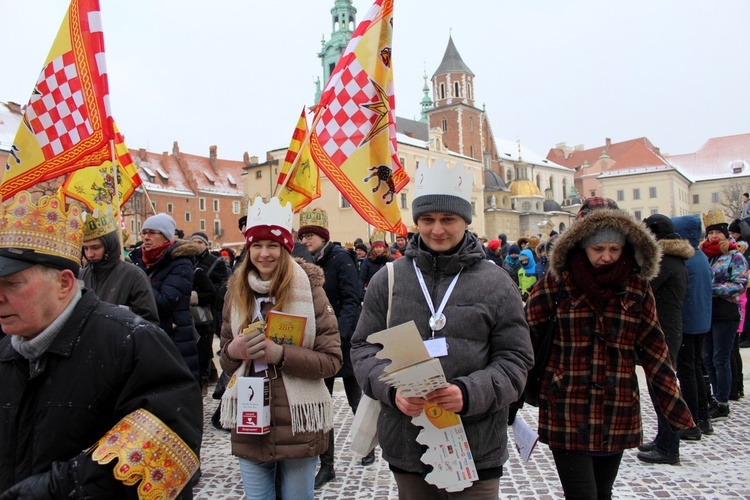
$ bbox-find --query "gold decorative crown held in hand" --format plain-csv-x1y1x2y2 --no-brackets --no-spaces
702,208,727,229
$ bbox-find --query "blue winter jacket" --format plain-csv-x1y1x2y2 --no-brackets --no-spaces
673,215,713,334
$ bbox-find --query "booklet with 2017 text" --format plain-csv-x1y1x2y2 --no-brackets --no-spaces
265,310,307,346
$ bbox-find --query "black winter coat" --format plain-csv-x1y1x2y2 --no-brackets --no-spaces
0,290,202,497
359,253,393,292
130,240,201,380
316,243,361,378
651,237,693,364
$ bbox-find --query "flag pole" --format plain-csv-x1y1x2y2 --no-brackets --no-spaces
272,105,329,198
109,139,125,260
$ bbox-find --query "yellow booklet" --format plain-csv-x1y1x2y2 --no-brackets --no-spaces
265,310,307,346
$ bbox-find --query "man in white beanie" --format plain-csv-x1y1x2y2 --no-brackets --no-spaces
351,159,534,497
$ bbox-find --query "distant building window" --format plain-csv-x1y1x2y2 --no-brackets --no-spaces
256,170,262,179
213,199,219,212
617,190,624,201
470,145,475,158
634,210,641,220
651,209,658,215
400,193,407,209
130,220,135,232
590,190,596,197
341,196,351,208
522,201,531,211
185,211,191,222
233,201,241,214
441,118,447,132
214,220,221,237
471,201,477,215
150,201,157,212
467,82,473,100
633,188,641,200
399,157,405,168
454,82,460,97
649,187,657,198
469,117,474,133
693,194,700,204
439,83,445,100
200,219,206,231
711,192,719,203
167,202,173,214
199,198,206,211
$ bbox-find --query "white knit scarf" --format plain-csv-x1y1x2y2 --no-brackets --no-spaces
220,263,333,435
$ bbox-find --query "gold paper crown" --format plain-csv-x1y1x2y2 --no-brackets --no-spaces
299,208,328,229
0,191,83,265
344,241,354,249
703,209,728,229
83,206,118,241
91,409,199,500
371,229,386,243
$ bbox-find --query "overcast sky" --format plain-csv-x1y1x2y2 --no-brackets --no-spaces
2,0,749,162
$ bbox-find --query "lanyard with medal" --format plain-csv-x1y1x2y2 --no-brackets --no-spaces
413,259,461,358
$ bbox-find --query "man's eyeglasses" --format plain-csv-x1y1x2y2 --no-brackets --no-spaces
140,230,161,237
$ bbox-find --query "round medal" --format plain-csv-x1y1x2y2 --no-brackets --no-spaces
429,313,446,331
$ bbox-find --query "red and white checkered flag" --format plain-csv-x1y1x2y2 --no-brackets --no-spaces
1,0,113,200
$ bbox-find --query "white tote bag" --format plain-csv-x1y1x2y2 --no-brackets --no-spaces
350,262,394,456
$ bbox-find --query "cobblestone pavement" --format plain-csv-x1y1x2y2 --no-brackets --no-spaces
195,349,750,499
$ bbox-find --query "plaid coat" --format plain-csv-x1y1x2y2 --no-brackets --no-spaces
526,207,694,453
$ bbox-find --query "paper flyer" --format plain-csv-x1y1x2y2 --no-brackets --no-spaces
512,416,539,462
368,321,478,492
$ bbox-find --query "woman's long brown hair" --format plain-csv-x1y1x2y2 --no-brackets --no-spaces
229,246,295,329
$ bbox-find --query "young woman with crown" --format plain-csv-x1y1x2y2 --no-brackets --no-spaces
218,196,342,500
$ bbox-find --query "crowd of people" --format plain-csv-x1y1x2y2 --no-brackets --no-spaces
2,176,748,499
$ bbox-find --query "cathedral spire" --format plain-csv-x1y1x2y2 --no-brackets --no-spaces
420,65,433,122
316,0,357,103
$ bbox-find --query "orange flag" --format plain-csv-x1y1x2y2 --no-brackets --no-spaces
276,108,320,212
1,0,114,201
59,121,142,217
309,0,408,235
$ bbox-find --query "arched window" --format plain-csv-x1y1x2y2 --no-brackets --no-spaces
470,145,475,158
469,117,474,133
454,82,460,97
440,83,445,100
441,118,447,132
506,169,513,181
467,83,473,100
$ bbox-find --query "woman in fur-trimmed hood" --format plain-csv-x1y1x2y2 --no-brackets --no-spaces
525,198,694,499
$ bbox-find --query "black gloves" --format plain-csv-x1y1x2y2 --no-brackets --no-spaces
0,462,71,500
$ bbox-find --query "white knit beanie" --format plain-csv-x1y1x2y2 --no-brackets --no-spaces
142,213,176,241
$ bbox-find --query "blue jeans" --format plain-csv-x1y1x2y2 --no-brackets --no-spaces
238,456,317,500
703,320,738,404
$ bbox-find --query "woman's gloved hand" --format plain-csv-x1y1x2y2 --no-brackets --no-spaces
227,321,266,361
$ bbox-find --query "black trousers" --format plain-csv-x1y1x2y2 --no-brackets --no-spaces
551,449,623,500
319,376,361,467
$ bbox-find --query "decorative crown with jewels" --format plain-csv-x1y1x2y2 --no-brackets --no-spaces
371,229,386,243
0,191,83,266
702,208,727,229
246,196,293,233
83,206,118,241
299,207,328,229
414,158,473,202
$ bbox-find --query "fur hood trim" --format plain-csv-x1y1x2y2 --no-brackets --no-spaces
658,238,695,260
295,258,325,288
550,208,661,281
170,239,203,259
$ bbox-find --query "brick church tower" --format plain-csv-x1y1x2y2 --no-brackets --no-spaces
426,36,501,174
